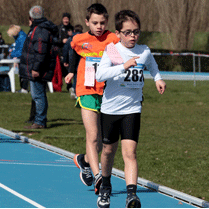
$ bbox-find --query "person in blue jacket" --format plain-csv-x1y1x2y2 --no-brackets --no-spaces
7,25,28,93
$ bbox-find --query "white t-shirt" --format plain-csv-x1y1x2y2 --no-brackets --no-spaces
96,42,162,115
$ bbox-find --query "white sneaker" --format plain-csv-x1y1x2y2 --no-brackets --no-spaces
69,87,76,99
17,89,28,93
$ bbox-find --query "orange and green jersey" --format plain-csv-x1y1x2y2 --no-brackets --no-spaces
71,30,119,97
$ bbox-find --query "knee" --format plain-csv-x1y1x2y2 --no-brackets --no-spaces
102,144,115,157
123,150,137,162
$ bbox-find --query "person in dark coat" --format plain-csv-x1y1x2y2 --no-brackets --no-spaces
19,5,58,129
57,12,74,92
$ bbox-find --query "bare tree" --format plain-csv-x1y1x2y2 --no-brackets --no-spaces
0,0,209,50
156,0,209,50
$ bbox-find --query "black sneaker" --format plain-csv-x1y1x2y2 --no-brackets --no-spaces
94,173,102,195
126,193,141,208
73,154,93,186
97,185,111,208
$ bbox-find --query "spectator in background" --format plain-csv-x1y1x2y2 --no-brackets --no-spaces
7,43,16,59
20,5,58,129
25,16,36,124
57,12,74,93
7,25,28,93
0,33,5,45
63,24,83,99
0,32,5,59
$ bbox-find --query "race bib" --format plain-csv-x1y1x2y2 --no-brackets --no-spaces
85,57,101,87
119,64,145,88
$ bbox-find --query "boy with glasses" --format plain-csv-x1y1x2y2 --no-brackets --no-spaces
96,10,166,208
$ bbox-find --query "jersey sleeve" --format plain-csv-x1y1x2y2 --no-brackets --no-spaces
145,50,162,81
96,50,125,82
68,49,80,74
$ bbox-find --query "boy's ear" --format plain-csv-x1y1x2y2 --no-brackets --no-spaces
115,30,120,39
85,19,89,27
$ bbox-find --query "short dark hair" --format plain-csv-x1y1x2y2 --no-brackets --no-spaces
67,27,74,32
86,3,109,21
74,24,83,33
115,10,141,31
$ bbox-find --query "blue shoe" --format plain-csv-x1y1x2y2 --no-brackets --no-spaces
73,154,93,186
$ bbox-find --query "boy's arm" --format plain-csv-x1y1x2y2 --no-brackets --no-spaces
145,51,166,94
68,49,80,74
96,51,125,82
65,49,80,84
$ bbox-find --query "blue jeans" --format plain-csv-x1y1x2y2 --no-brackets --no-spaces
30,80,48,126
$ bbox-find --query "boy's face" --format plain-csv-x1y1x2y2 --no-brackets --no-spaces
85,13,108,37
68,30,73,36
116,20,140,48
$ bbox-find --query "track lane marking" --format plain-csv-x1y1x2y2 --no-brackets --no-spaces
0,162,76,167
0,182,45,208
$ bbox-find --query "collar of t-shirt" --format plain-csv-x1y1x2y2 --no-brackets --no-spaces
88,30,108,36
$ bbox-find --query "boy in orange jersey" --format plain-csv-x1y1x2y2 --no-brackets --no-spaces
65,3,119,195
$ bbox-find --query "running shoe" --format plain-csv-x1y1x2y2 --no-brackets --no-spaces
97,184,112,208
73,154,93,186
126,193,141,208
69,87,76,100
94,173,102,195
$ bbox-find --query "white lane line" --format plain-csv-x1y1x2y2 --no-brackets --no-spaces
0,162,76,167
0,182,45,208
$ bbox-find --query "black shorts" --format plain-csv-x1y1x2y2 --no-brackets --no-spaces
101,113,141,144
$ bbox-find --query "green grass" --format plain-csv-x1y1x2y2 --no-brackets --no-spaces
0,76,209,202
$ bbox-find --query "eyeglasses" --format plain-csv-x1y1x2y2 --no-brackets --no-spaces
120,29,140,37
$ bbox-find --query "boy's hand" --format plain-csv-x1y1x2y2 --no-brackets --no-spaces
64,63,69,67
156,79,166,94
123,57,140,70
65,73,74,84
63,38,68,44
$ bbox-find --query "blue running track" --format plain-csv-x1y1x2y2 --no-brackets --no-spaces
0,128,208,208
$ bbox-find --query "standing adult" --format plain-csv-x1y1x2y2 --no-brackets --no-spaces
7,25,27,93
0,32,5,59
0,33,5,45
57,12,74,92
19,5,58,129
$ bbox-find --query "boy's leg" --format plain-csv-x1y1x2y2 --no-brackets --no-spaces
74,108,102,189
121,140,141,208
120,113,141,208
101,142,118,177
121,140,138,185
98,113,120,208
81,108,101,176
97,139,118,208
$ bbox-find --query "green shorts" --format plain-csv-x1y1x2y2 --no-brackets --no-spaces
75,94,103,112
